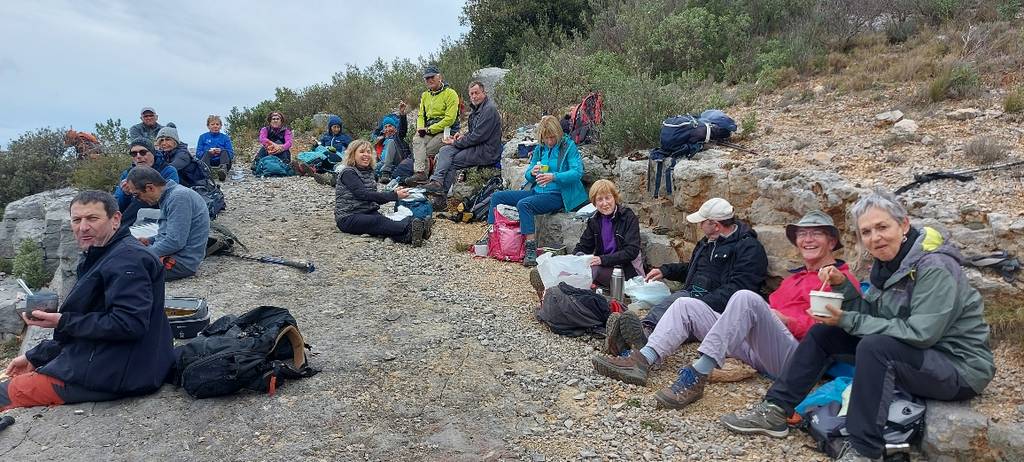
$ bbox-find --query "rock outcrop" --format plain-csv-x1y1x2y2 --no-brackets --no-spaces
0,188,79,289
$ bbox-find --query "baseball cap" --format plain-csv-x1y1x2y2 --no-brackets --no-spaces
140,107,156,115
422,65,440,79
686,198,734,224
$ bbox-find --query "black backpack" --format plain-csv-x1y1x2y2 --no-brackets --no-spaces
802,391,925,460
450,175,503,223
171,306,319,399
190,160,227,219
536,282,610,337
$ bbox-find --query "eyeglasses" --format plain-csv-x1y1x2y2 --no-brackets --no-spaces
142,114,156,118
270,117,282,121
129,149,150,157
795,229,829,239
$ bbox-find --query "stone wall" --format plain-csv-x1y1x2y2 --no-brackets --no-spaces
0,188,79,292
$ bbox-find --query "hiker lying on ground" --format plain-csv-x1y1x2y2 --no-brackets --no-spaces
571,179,643,286
481,115,586,267
156,125,210,188
114,138,179,228
375,102,413,184
334,140,430,247
720,192,994,462
1,191,173,411
406,65,460,186
257,111,294,164
639,197,768,331
593,210,858,412
422,80,502,198
127,167,210,281
196,114,235,180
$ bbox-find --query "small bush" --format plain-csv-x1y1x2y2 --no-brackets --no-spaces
964,136,1009,164
0,257,12,274
12,240,50,289
1004,87,1024,113
0,127,75,210
71,154,131,192
886,18,918,44
927,62,981,101
740,112,758,138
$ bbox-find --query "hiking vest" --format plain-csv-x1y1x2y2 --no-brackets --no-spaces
334,166,381,220
266,127,288,146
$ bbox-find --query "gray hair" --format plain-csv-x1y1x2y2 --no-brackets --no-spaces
126,166,168,191
849,190,908,233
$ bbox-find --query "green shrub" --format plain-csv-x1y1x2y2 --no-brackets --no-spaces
495,42,600,132
461,0,591,66
0,127,75,210
885,18,918,44
996,0,1023,19
927,62,981,101
12,240,50,289
94,118,131,155
71,154,131,191
1004,86,1024,113
0,257,12,275
740,112,758,138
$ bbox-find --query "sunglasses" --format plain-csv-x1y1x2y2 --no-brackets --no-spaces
129,149,150,157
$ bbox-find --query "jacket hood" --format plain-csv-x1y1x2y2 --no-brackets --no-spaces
325,115,343,135
898,226,962,273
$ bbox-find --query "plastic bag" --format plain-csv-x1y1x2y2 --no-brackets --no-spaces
622,276,671,305
384,205,413,222
537,253,593,290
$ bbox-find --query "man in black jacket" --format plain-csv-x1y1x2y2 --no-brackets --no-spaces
605,198,769,354
422,81,503,197
1,191,174,410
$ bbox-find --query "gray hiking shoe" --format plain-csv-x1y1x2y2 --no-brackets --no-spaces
523,239,538,267
834,442,882,462
591,350,651,386
719,400,790,438
423,217,434,241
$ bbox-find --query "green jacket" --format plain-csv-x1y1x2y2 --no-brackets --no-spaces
834,227,994,394
417,85,460,135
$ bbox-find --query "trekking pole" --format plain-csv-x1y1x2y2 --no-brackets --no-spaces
894,159,1024,194
712,140,760,156
222,251,316,273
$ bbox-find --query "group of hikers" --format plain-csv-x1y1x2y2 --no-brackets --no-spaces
1,64,998,462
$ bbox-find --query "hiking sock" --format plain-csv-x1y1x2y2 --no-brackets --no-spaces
692,354,716,376
639,346,659,365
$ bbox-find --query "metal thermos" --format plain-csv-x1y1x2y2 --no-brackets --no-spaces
610,267,624,301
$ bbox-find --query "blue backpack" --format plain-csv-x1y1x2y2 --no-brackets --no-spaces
398,198,433,220
650,109,737,197
253,156,294,177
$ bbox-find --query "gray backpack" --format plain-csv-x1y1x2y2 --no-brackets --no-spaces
535,283,610,337
804,390,925,460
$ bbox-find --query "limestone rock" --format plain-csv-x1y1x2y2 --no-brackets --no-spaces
875,110,904,124
989,422,1024,461
615,156,649,206
0,187,78,276
534,214,587,250
639,229,678,269
472,67,509,93
0,278,26,341
946,108,982,121
891,119,919,137
502,125,537,159
580,151,615,184
922,400,991,461
501,158,530,190
312,113,333,130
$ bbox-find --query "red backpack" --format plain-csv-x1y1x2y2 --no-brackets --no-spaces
568,91,603,145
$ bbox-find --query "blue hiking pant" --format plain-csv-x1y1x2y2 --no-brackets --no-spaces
488,190,563,235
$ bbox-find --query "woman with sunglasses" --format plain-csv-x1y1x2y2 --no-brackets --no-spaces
113,138,179,227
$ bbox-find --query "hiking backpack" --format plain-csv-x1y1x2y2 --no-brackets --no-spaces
568,91,603,145
171,306,319,399
190,160,227,219
252,155,294,177
802,390,925,460
451,175,503,223
536,282,611,337
649,109,738,197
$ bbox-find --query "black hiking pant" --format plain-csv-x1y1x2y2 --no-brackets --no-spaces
336,213,411,242
765,325,976,459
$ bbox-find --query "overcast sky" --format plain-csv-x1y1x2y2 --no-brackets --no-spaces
0,1,468,149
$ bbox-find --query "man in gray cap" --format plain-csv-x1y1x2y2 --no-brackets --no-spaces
129,107,164,142
592,210,859,411
405,65,461,186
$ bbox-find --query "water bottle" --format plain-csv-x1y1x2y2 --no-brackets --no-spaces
610,267,624,302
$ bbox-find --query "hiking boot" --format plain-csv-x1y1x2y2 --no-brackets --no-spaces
529,268,545,302
604,312,628,356
523,239,538,267
719,400,790,438
216,168,227,182
406,218,426,248
654,366,708,410
617,311,649,353
313,172,335,187
422,180,444,194
378,172,392,184
423,217,434,241
834,441,882,462
591,350,651,386
404,172,428,186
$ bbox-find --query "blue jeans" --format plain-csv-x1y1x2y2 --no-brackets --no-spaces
488,190,563,235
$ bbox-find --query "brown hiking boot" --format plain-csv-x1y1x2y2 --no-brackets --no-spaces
404,172,428,186
591,350,650,386
528,268,545,302
654,366,708,410
605,312,627,356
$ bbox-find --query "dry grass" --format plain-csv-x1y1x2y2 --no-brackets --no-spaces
964,136,1010,165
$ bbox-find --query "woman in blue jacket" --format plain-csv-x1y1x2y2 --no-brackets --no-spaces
484,115,587,266
196,115,235,179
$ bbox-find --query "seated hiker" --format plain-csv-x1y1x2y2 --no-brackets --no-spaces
319,115,352,169
126,167,210,281
593,211,858,412
571,179,643,287
480,115,586,267
334,140,429,247
631,198,768,341
130,106,163,142
257,111,293,164
376,102,413,184
196,115,235,180
113,138,180,228
422,81,502,197
2,191,173,411
64,129,102,159
720,192,994,462
156,125,209,188
406,65,460,185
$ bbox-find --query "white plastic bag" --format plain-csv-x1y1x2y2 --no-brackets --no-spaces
623,276,671,305
384,205,413,222
536,253,593,290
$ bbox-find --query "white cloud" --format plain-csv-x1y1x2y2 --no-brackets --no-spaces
0,0,469,148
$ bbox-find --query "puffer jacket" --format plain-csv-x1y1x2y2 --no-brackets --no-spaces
334,166,398,221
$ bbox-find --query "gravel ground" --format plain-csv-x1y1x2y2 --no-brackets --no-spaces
1,173,1021,461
